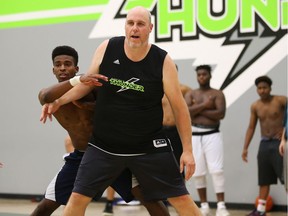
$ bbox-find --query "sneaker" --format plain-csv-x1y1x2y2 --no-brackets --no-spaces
102,202,113,216
200,206,211,216
216,207,230,216
246,209,266,216
117,199,141,206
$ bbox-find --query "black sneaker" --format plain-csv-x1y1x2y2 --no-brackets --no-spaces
103,202,113,216
247,209,266,216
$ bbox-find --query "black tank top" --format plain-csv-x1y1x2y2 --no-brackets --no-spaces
90,36,171,154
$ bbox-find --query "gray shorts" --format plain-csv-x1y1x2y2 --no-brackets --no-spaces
73,145,189,201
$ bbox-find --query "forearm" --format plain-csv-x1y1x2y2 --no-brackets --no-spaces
243,129,254,150
188,103,206,118
57,83,93,106
39,80,73,105
200,109,225,121
282,127,286,141
174,107,192,153
279,128,286,156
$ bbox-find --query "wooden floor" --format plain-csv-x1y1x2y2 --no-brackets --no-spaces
0,198,287,216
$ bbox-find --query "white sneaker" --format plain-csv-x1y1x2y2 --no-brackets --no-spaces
216,208,230,216
200,207,211,216
127,200,141,205
117,199,140,206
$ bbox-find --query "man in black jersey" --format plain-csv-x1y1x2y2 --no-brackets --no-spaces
34,45,170,216
40,6,200,216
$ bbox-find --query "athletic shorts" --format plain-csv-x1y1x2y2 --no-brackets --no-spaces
45,150,134,205
192,126,224,176
163,126,182,164
73,145,189,201
258,139,284,185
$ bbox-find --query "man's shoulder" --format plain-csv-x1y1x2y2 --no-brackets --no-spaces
211,88,223,93
252,99,262,107
207,88,224,97
180,84,192,95
274,95,287,101
273,95,287,107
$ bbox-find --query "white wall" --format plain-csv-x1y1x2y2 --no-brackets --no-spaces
0,20,287,207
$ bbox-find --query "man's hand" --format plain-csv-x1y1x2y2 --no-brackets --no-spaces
180,151,196,181
40,99,61,123
204,95,215,109
242,149,248,162
80,74,108,86
279,139,286,156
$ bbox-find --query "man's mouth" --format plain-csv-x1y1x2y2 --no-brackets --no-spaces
59,74,68,79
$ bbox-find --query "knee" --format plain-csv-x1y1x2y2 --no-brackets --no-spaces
211,172,225,193
194,175,207,189
68,192,92,206
168,195,200,215
168,194,191,206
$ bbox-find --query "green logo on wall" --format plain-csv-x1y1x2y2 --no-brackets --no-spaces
0,0,109,29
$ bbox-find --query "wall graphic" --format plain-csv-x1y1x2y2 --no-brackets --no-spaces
0,0,287,206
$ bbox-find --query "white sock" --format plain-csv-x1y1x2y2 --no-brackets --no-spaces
257,199,266,213
217,201,226,209
201,202,209,209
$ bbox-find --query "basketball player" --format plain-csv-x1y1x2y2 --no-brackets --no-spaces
32,45,170,216
40,6,200,216
242,76,287,216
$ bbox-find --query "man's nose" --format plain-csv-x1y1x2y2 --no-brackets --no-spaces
60,64,65,70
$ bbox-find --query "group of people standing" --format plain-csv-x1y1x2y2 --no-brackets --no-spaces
29,6,287,216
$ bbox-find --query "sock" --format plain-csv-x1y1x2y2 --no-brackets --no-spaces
201,202,209,209
106,200,113,205
257,199,266,213
217,201,226,209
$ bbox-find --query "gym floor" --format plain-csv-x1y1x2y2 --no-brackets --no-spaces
0,198,286,216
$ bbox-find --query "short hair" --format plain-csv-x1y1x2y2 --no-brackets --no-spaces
52,45,79,66
195,65,211,74
255,76,272,86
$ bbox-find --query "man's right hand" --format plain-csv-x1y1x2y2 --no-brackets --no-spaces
242,149,248,162
80,74,108,86
40,99,61,123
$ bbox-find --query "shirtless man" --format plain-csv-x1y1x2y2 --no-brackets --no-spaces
31,45,170,216
242,75,287,216
185,65,229,216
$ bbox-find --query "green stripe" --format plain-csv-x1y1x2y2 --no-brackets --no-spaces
123,0,154,10
0,0,109,15
0,13,101,29
0,0,109,29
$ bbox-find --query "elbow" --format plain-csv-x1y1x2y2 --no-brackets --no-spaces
38,90,52,105
219,111,226,120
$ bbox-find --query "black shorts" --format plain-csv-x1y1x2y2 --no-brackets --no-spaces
45,150,134,204
73,145,189,201
258,139,284,185
163,126,182,164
